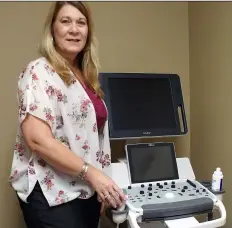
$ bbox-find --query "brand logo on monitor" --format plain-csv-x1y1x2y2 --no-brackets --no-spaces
143,132,151,135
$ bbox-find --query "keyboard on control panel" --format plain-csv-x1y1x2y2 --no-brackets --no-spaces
123,179,217,221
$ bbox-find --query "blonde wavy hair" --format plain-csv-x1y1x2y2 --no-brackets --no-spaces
39,1,103,98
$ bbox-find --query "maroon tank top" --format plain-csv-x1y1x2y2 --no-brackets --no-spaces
84,86,107,131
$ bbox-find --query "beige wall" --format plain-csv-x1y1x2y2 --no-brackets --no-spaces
189,2,232,227
0,3,52,227
0,2,190,227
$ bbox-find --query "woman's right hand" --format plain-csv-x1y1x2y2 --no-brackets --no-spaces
85,165,127,209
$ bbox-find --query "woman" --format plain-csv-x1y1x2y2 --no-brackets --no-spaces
9,2,126,228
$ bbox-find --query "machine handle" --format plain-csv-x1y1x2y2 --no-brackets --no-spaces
127,211,140,228
165,200,226,228
127,200,226,228
187,200,226,228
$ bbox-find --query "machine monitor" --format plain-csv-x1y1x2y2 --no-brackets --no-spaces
99,73,187,139
126,143,179,184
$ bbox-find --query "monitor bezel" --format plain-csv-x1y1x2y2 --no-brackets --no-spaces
125,142,179,184
99,72,188,139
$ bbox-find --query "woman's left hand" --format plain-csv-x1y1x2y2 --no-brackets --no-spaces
100,202,105,215
97,194,109,215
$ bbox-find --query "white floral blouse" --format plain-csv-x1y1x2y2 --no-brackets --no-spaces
9,57,111,207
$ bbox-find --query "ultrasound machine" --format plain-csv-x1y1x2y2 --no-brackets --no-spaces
99,73,226,228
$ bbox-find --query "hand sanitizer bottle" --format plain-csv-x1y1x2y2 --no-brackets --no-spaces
212,167,223,192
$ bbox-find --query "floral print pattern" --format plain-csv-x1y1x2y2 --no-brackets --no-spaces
44,63,55,76
28,160,36,175
93,123,97,132
77,189,89,199
55,190,69,204
82,140,90,155
38,158,47,167
43,107,55,126
41,171,54,191
18,92,27,120
68,98,91,128
56,115,64,129
75,134,81,141
96,151,111,168
9,57,111,207
45,82,68,104
9,169,18,181
56,136,70,148
29,103,38,112
14,135,25,162
69,180,77,187
56,89,68,104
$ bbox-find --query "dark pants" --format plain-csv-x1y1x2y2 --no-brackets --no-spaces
18,182,101,228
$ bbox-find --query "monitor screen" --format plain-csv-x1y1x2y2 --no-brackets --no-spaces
126,143,179,184
108,77,176,130
100,73,187,139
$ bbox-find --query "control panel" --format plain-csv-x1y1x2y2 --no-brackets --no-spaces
122,179,217,221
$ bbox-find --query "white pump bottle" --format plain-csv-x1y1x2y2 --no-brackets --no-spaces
212,167,223,192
